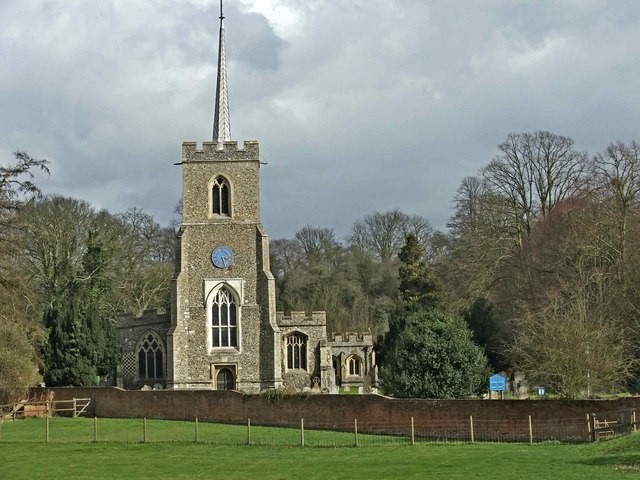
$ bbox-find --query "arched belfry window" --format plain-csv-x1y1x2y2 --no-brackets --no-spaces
211,287,238,348
137,332,164,380
286,333,307,370
212,176,230,216
347,355,362,376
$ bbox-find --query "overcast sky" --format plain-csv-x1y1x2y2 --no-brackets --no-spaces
2,0,639,239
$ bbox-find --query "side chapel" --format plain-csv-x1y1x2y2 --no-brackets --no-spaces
115,4,377,394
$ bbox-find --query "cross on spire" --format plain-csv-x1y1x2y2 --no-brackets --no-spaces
212,0,230,142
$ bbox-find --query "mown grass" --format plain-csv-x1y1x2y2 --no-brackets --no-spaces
0,417,639,479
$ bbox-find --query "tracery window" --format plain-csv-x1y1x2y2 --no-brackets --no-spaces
212,176,230,216
211,287,238,348
347,355,362,376
286,333,307,370
137,332,164,379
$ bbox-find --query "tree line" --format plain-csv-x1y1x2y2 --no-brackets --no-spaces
271,132,640,398
0,153,175,402
1,130,639,401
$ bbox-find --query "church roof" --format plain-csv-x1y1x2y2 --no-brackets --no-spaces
212,0,230,142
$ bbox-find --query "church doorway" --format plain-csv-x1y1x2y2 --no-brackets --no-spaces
216,368,235,390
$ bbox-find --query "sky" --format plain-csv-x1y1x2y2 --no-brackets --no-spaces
2,0,640,240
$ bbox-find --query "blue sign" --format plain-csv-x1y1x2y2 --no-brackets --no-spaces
489,374,507,392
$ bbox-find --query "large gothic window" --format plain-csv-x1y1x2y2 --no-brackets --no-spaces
212,176,230,216
286,333,307,370
137,332,164,380
211,287,238,348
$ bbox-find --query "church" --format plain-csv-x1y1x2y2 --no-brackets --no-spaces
115,4,377,394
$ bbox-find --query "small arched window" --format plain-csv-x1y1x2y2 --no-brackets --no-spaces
212,176,230,216
138,332,164,380
212,287,238,348
347,355,362,376
286,333,307,370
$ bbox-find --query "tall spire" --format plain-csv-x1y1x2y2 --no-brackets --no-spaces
212,0,230,142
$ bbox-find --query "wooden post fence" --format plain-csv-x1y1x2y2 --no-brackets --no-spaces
94,417,98,443
143,418,148,443
411,417,415,446
528,416,533,444
469,416,474,444
300,418,305,447
354,419,359,447
194,417,199,443
247,418,252,445
45,415,50,443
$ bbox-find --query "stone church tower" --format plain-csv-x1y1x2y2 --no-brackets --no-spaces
115,2,377,394
166,5,282,392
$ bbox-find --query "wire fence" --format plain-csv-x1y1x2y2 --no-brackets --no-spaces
0,411,637,447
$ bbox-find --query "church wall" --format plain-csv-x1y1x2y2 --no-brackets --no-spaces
116,310,170,389
277,311,327,390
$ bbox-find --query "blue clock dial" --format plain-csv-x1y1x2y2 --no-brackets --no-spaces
211,245,234,269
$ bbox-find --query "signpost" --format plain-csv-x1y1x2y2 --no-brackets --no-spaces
489,374,507,399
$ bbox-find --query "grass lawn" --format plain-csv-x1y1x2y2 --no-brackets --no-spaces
1,418,639,479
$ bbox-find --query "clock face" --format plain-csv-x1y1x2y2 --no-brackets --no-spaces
211,245,234,269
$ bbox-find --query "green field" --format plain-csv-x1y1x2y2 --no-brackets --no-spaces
1,417,639,479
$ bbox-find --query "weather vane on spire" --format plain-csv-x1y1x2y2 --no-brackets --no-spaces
212,0,230,142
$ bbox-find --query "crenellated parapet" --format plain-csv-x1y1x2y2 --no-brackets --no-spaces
117,309,170,329
182,140,259,163
276,310,327,327
329,331,373,346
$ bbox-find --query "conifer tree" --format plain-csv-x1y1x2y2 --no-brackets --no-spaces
381,234,489,398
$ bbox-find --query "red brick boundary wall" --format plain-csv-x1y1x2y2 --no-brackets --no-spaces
35,388,640,442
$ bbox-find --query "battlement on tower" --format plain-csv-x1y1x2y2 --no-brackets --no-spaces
182,140,259,163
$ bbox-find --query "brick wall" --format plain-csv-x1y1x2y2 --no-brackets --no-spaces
40,387,640,442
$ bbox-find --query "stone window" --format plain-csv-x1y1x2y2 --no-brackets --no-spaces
347,355,362,376
212,176,230,216
212,287,238,348
137,332,164,380
286,333,307,370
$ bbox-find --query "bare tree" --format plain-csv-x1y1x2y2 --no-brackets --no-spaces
482,131,587,246
348,209,433,262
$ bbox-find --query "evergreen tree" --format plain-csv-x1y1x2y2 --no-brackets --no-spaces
42,232,118,386
462,297,506,371
381,234,489,398
382,310,489,398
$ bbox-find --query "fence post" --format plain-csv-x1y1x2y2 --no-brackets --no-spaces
632,410,637,433
411,416,415,446
354,418,359,447
45,415,50,443
143,418,148,443
72,398,77,419
300,418,305,447
589,413,596,442
528,415,533,445
194,418,199,443
586,413,591,441
247,418,251,446
469,416,474,444
94,416,98,443
0,416,3,441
